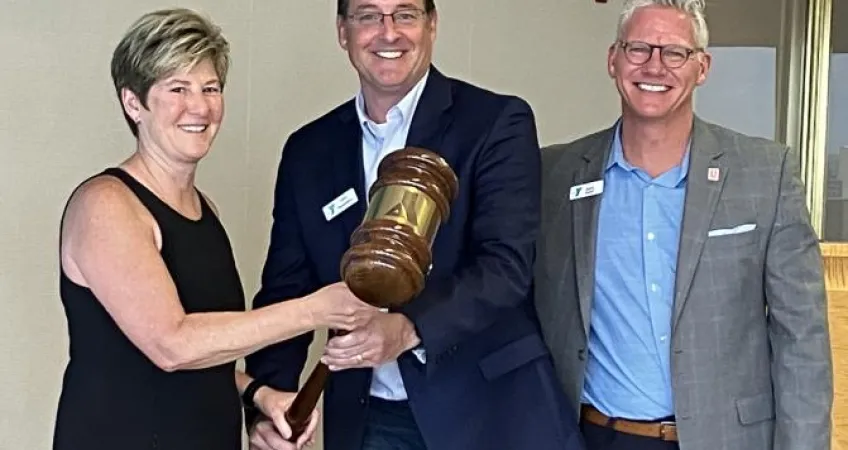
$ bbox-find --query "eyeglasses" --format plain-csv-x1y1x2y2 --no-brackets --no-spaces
346,8,427,28
618,40,702,69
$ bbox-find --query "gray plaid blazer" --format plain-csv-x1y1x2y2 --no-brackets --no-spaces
535,117,833,450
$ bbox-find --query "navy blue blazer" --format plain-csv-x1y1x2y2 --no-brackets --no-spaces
246,67,584,450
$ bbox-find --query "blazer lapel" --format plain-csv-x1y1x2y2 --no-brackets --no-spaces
406,67,454,156
572,129,615,338
332,103,368,250
672,118,726,333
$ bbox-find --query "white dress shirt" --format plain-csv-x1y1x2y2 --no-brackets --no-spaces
354,70,430,401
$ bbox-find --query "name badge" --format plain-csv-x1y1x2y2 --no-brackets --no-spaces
569,180,604,201
322,188,358,221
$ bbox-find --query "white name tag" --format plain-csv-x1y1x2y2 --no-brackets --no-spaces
322,188,358,221
569,180,604,201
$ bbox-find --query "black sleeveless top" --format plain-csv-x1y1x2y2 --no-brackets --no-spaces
53,168,245,450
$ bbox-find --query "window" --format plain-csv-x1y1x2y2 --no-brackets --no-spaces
694,47,777,140
823,0,848,239
692,0,783,141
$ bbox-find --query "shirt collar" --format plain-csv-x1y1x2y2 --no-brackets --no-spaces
355,69,430,130
605,119,691,187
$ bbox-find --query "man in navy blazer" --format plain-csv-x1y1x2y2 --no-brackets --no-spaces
245,1,584,449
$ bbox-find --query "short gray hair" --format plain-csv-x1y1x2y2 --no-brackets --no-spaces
617,0,709,49
110,8,230,136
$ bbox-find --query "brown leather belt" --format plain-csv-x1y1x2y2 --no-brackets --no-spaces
581,404,678,442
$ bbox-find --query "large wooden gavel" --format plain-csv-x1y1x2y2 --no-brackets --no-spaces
284,146,459,441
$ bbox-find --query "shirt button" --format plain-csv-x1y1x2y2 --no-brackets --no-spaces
647,232,655,241
651,283,658,292
660,335,667,341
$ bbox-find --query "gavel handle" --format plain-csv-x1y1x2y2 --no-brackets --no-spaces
284,362,330,440
284,329,349,441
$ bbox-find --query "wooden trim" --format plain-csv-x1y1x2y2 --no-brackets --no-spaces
820,242,847,449
822,242,848,290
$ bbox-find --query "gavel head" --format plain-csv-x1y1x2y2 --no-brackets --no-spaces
340,147,459,308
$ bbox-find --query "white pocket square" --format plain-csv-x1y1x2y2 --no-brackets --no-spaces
707,223,756,237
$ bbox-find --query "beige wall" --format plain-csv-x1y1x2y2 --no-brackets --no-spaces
0,1,624,448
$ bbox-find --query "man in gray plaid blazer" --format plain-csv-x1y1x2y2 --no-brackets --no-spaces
534,1,833,449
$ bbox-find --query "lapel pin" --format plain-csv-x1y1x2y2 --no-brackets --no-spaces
707,167,720,182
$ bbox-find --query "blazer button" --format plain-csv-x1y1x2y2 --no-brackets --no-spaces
578,349,586,361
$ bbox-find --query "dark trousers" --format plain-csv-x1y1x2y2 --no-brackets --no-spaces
360,397,427,450
580,421,680,450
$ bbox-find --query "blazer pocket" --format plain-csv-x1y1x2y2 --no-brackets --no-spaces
706,227,759,250
735,392,775,425
479,334,550,380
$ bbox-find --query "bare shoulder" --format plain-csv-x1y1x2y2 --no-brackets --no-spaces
61,174,156,280
64,175,149,231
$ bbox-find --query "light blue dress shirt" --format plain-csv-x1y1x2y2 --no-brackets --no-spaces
354,70,430,401
581,122,690,420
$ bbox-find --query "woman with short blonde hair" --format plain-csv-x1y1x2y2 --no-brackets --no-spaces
52,8,372,450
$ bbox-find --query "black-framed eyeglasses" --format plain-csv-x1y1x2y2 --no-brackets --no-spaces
618,40,702,69
346,8,427,28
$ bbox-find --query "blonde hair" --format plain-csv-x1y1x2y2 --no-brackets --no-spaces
110,8,230,136
617,0,709,49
